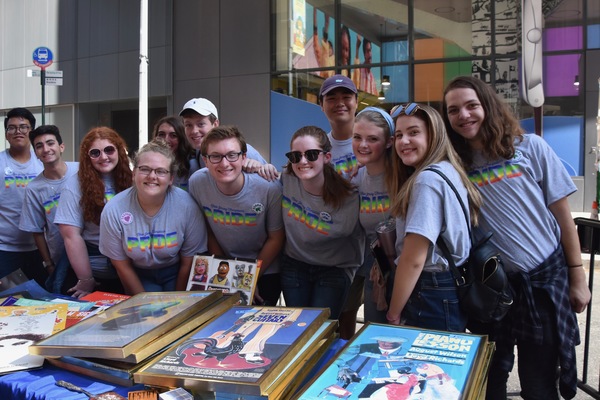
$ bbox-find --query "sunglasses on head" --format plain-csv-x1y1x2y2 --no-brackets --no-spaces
285,149,325,164
88,145,117,159
391,103,420,118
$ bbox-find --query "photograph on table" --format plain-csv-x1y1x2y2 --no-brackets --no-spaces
186,255,261,306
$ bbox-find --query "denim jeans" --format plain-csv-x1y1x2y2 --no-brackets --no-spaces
0,249,46,287
134,263,179,292
393,269,467,332
280,255,351,319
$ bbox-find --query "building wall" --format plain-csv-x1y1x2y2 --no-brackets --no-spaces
173,0,271,158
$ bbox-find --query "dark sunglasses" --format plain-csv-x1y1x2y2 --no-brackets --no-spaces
391,103,420,118
285,149,325,164
88,145,117,159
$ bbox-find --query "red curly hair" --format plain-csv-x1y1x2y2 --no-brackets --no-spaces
78,127,132,225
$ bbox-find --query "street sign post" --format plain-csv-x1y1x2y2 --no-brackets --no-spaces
32,46,55,125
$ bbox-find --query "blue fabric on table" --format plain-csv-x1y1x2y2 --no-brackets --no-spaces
0,364,144,400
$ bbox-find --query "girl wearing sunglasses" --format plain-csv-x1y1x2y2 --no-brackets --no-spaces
151,116,195,191
385,103,482,332
280,126,364,320
99,141,208,294
443,76,590,399
55,127,132,298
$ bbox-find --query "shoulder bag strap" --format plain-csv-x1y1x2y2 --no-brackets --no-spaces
425,167,472,286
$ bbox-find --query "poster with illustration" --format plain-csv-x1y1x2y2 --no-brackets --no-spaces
296,323,491,399
135,306,329,395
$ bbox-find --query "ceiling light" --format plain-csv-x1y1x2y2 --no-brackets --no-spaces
574,75,579,87
378,90,386,101
382,75,390,86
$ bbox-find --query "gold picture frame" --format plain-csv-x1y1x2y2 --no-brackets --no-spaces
30,291,226,363
134,305,330,395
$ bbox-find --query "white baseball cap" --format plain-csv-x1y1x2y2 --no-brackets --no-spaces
179,98,219,119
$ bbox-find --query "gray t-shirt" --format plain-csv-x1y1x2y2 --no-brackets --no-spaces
189,169,283,274
468,134,576,273
54,174,116,246
352,168,391,244
19,162,79,263
0,150,44,252
99,186,207,269
327,132,357,180
281,170,364,270
395,161,471,273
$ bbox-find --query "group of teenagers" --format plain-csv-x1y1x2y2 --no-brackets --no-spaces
1,73,591,399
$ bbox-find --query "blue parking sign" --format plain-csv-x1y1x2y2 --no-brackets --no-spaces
33,47,53,69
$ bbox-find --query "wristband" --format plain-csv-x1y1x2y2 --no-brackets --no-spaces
568,264,583,269
78,277,95,282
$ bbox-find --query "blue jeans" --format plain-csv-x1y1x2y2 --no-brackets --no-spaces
393,269,467,332
280,255,351,319
0,249,46,287
134,264,179,292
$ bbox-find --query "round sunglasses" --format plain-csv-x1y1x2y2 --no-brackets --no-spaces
88,145,117,159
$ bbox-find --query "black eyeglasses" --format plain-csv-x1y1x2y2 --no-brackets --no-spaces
285,149,325,164
391,103,420,118
136,166,171,177
5,125,31,135
88,146,117,159
205,151,243,164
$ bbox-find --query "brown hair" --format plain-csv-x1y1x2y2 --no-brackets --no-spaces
284,126,355,209
151,116,193,178
442,76,524,167
200,125,248,157
78,127,132,225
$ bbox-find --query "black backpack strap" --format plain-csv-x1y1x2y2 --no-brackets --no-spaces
425,167,471,287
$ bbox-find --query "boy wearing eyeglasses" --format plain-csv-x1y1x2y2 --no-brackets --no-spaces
19,125,79,293
0,108,45,284
188,126,284,306
179,98,279,181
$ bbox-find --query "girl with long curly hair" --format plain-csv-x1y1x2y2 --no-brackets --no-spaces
55,127,132,298
385,103,482,332
151,116,194,190
280,125,364,320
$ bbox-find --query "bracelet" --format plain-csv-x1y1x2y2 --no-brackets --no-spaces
77,277,95,282
568,264,583,269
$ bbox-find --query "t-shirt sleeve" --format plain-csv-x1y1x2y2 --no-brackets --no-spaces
19,186,45,233
99,202,127,261
527,134,577,206
180,198,208,257
404,178,444,245
54,185,84,229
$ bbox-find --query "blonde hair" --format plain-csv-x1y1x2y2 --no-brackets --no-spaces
388,104,482,225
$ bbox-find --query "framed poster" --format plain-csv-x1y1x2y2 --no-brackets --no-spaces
30,291,223,363
134,306,330,395
294,323,493,400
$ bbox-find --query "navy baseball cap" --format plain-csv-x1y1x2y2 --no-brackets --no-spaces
319,74,358,98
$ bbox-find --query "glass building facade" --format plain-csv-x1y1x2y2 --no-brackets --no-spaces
271,0,599,209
